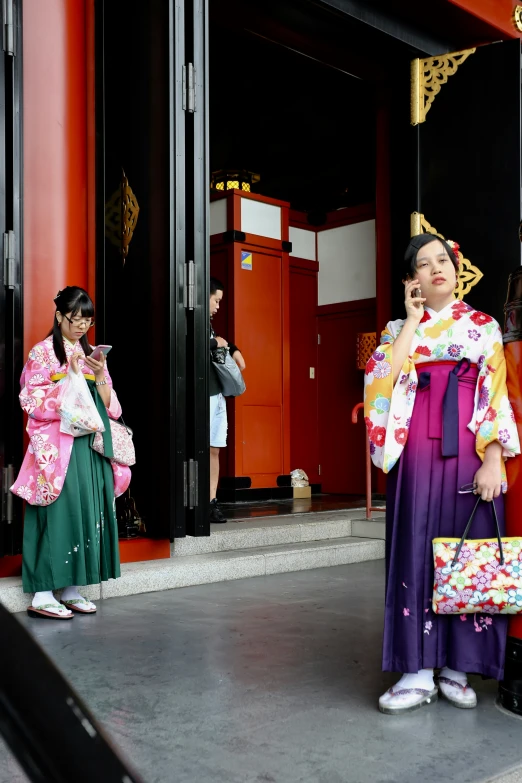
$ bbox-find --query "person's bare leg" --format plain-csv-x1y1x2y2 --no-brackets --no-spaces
210,446,220,500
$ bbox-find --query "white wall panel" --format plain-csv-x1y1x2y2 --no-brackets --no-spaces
289,227,316,261
241,198,281,240
210,198,227,236
317,220,376,305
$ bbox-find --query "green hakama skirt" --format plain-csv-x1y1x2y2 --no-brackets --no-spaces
22,381,121,593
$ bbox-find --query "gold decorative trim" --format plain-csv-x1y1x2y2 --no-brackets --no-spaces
356,332,376,370
514,5,522,32
410,48,476,125
410,211,422,237
122,174,140,259
105,170,140,264
410,212,483,300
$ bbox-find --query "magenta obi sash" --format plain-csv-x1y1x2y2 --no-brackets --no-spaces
415,359,478,459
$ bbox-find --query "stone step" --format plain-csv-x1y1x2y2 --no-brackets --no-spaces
351,517,386,540
1,536,385,614
173,512,357,556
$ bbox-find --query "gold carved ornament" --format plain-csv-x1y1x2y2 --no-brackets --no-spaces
410,212,483,300
410,48,475,125
105,170,140,264
514,5,522,32
356,332,376,370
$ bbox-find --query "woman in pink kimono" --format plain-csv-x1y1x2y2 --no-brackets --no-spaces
364,235,520,714
11,287,131,619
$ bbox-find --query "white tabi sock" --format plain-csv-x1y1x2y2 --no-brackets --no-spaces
61,585,96,610
61,586,84,602
440,667,467,684
395,668,435,691
33,590,59,608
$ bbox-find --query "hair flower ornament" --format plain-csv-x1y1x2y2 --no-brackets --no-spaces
447,239,461,265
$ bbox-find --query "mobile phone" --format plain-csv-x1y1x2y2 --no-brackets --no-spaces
90,345,112,361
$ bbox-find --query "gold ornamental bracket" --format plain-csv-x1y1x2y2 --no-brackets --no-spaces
514,5,522,32
410,48,475,125
105,170,140,264
410,212,483,300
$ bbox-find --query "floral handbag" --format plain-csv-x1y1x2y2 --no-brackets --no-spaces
92,419,136,466
432,495,522,615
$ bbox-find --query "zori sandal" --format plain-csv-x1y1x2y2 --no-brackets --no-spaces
27,604,74,620
438,676,477,709
379,686,438,715
60,598,96,614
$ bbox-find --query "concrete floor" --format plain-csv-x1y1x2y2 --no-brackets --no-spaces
1,561,522,783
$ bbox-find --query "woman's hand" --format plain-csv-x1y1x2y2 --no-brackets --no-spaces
404,279,426,324
232,350,246,371
474,442,503,501
84,351,107,381
69,353,82,375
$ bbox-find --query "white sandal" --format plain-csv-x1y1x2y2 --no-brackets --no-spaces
379,686,438,715
438,676,477,709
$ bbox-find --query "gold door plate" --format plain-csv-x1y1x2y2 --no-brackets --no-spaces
105,170,140,263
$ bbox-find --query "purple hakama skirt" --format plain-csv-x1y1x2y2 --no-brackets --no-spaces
384,361,507,679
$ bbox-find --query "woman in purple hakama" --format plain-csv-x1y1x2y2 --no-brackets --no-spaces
364,234,520,715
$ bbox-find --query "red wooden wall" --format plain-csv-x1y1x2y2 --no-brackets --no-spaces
289,259,319,484
317,299,376,494
448,0,522,37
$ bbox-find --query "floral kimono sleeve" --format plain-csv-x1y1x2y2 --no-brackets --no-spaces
470,324,521,464
102,363,123,420
19,346,62,421
364,321,418,473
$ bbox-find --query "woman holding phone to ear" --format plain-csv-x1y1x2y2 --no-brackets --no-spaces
364,235,520,714
11,286,131,619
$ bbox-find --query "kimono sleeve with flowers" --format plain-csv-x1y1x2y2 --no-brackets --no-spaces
363,300,520,480
363,320,418,473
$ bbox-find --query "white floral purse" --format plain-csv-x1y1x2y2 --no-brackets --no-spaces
91,419,136,466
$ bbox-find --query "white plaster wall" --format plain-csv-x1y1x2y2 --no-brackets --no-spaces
210,198,227,236
241,198,281,240
289,227,316,261
317,220,376,305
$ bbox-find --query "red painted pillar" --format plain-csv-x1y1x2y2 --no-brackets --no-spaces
499,267,522,715
22,0,95,356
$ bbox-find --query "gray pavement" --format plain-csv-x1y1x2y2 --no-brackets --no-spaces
1,561,522,783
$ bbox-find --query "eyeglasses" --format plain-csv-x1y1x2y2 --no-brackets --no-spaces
63,314,95,328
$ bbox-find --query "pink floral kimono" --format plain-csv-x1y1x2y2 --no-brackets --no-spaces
11,336,130,505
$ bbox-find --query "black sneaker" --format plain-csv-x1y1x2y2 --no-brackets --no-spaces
209,498,227,523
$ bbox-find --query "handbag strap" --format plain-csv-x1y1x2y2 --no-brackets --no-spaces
92,385,114,459
117,414,131,433
451,496,504,569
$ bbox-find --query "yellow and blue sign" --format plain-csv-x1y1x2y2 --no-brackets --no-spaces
241,251,253,271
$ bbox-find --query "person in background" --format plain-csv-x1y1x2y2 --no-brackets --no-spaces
209,277,245,523
11,286,130,619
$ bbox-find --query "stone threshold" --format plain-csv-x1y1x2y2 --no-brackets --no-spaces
1,536,385,614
